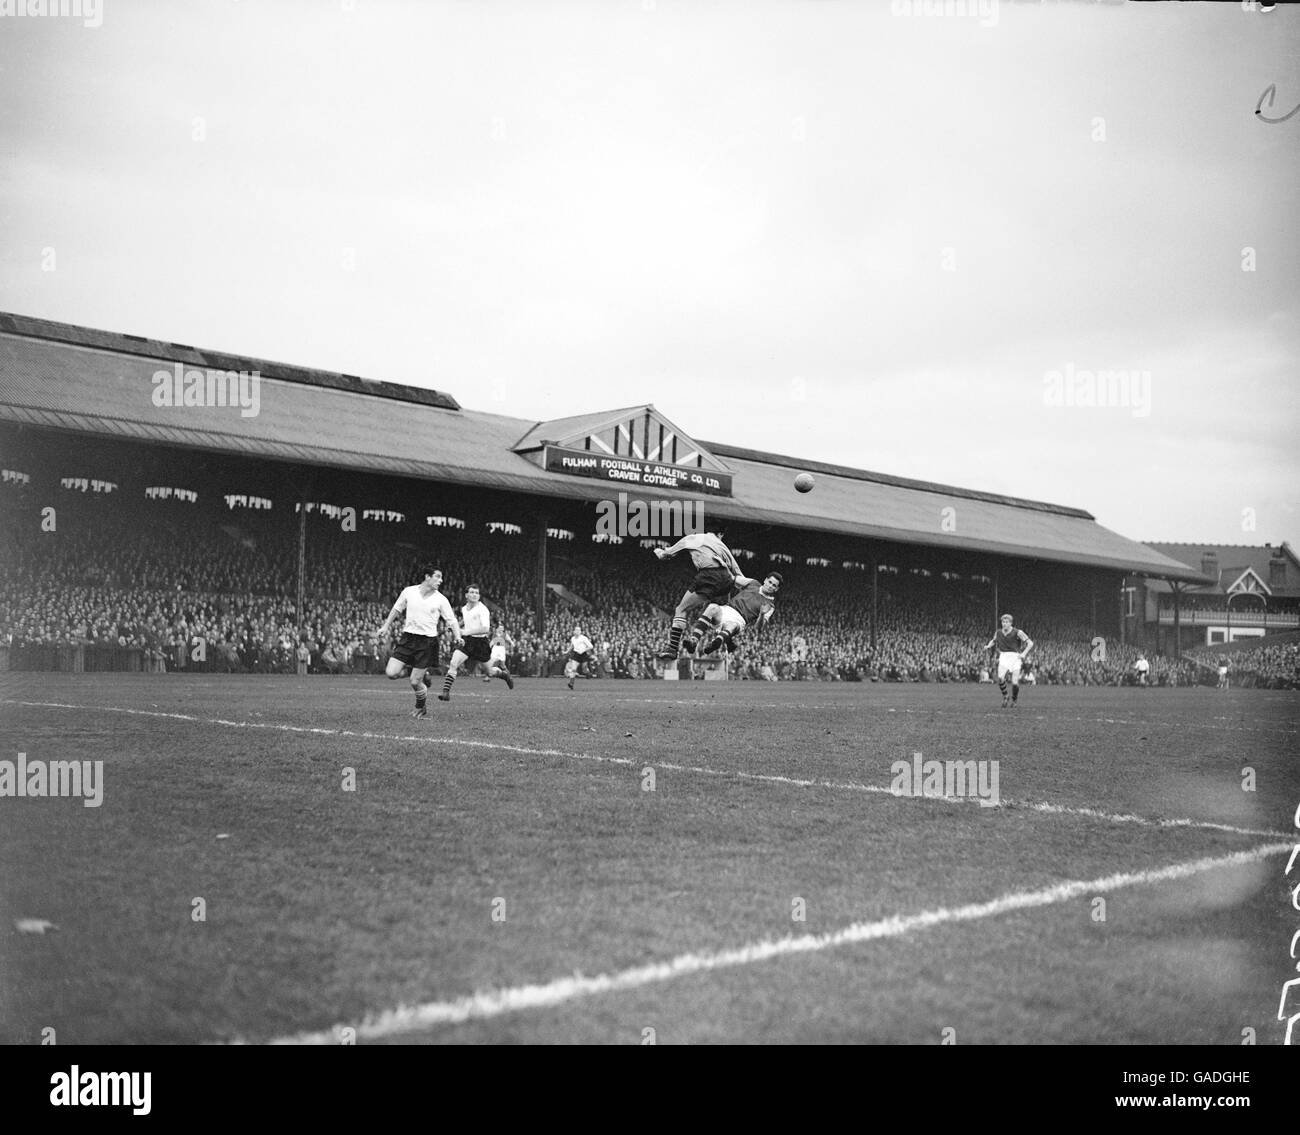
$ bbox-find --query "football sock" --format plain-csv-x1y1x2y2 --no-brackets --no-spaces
415,689,427,708
998,679,1007,698
666,625,684,654
442,673,456,696
1011,685,1019,702
691,614,712,639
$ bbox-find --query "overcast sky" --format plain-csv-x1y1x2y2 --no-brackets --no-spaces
2,0,1296,549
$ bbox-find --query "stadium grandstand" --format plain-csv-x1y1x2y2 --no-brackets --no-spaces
0,311,1230,687
1123,543,1300,690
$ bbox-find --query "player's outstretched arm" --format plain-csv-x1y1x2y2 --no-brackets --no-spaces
660,538,702,559
438,595,464,644
1021,634,1034,656
656,533,710,559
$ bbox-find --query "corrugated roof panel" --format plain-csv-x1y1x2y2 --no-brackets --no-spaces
0,313,460,410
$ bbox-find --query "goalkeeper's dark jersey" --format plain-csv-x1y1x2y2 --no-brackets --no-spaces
728,581,775,626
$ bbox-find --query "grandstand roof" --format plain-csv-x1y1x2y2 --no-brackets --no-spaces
1140,543,1300,597
0,312,461,411
0,312,1207,582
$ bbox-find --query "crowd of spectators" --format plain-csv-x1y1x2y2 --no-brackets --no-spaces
0,508,1246,687
1186,642,1300,689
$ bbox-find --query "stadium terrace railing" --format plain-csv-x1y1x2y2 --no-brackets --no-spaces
2,644,159,673
1156,610,1299,628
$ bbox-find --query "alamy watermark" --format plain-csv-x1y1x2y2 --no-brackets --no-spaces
1043,363,1151,418
891,751,1000,808
50,1068,150,1115
0,0,102,27
891,0,998,29
0,752,104,808
595,491,704,540
151,362,261,418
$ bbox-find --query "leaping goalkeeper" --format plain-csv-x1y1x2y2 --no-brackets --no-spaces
653,531,747,660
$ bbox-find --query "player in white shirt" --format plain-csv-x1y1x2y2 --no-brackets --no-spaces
1133,653,1150,686
378,566,463,717
652,532,746,659
566,626,594,690
483,625,514,682
439,584,514,700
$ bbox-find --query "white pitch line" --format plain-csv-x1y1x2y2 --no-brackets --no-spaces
256,841,1291,1044
1,699,636,768
3,699,1290,839
289,685,1297,737
4,681,1293,735
589,697,1299,736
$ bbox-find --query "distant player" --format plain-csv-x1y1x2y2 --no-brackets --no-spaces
652,532,746,659
684,572,781,655
984,613,1033,708
440,584,514,701
483,625,514,683
566,625,594,690
1133,653,1150,686
1217,660,1229,690
378,566,463,717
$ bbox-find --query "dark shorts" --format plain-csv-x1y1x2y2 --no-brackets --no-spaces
391,632,439,671
460,635,491,664
688,566,734,603
568,650,592,665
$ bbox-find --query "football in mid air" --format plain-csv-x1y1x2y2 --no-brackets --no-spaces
794,472,815,493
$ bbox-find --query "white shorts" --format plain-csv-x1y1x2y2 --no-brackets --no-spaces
714,605,746,636
997,651,1023,680
490,647,506,665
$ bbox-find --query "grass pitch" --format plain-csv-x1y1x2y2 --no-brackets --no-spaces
1,673,1296,1045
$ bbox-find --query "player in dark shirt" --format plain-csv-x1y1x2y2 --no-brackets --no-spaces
652,533,746,659
684,573,782,655
984,614,1033,708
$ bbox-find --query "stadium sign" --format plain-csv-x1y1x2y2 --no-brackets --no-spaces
544,445,733,496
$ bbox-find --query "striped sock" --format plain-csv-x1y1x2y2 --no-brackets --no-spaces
415,689,427,707
667,625,684,654
442,674,455,696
